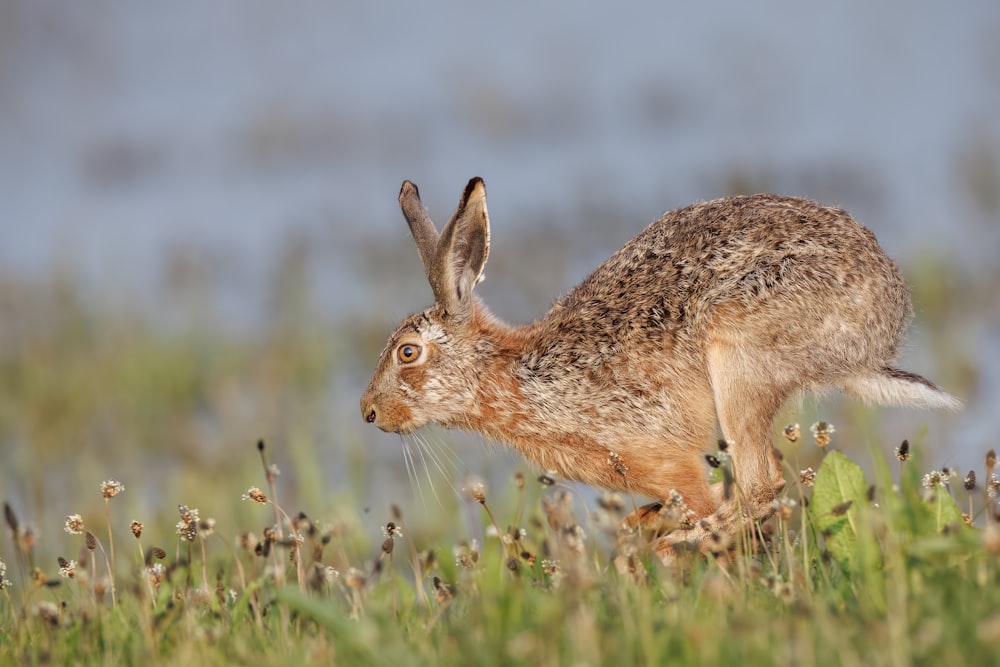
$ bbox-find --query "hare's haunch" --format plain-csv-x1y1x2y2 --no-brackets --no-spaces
361,178,960,558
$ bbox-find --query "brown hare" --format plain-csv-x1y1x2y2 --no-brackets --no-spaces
360,177,960,559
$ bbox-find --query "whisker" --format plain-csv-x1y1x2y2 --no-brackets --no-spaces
420,431,462,484
399,437,425,507
410,432,446,508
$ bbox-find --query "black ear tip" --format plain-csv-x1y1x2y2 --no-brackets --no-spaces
463,177,485,200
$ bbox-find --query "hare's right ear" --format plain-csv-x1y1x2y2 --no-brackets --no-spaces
430,177,491,319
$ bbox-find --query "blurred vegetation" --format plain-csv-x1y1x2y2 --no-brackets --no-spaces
0,257,340,536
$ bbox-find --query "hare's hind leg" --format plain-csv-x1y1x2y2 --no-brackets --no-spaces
704,341,787,518
656,340,788,559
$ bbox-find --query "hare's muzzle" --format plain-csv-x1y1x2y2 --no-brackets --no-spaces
360,394,408,433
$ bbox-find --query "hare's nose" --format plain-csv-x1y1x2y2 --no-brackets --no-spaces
361,398,377,424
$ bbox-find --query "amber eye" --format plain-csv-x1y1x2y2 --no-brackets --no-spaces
396,344,422,364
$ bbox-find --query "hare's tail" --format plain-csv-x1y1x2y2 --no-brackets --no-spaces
839,367,962,411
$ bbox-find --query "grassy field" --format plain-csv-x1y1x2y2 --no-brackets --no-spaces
1,435,998,667
1,277,998,667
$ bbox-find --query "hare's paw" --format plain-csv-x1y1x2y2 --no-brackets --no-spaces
652,506,781,564
654,516,735,562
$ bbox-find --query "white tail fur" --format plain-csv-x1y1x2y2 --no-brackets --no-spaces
841,367,962,411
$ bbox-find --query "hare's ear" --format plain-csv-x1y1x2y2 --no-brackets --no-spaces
430,177,491,318
398,180,439,282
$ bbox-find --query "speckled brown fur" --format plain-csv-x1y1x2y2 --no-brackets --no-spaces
361,178,960,560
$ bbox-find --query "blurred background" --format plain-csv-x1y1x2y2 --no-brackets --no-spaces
1,1,997,539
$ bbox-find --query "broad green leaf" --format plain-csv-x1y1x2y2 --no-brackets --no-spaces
929,488,965,533
809,450,867,570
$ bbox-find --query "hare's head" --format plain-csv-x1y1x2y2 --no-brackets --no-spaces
361,178,494,434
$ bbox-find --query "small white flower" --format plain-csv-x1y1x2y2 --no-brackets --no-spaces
64,514,84,535
58,559,77,579
101,480,125,499
922,470,944,489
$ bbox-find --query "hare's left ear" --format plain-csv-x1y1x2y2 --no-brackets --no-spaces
430,177,490,318
398,180,440,283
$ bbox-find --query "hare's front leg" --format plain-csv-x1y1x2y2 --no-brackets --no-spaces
655,340,788,559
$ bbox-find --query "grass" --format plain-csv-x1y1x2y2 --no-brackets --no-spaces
1,275,998,666
1,425,999,666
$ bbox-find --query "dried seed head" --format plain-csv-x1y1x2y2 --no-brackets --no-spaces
382,522,403,539
4,502,18,534
381,538,394,555
57,557,76,579
895,440,911,462
64,514,84,535
198,517,216,538
799,468,816,487
85,531,97,551
783,424,801,443
237,532,257,552
130,520,143,539
770,497,798,520
607,451,629,477
463,476,487,504
101,480,124,499
0,559,11,590
514,472,525,490
454,541,480,568
433,576,454,604
147,562,165,588
965,471,977,491
419,549,436,572
987,474,1000,499
390,504,402,521
18,524,38,554
242,487,268,504
596,492,625,513
922,470,944,489
176,505,200,542
987,450,997,473
344,567,366,591
810,421,835,448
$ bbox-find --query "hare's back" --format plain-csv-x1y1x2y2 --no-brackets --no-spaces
557,194,904,325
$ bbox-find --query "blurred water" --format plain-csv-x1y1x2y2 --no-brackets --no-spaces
1,1,998,508
3,2,998,281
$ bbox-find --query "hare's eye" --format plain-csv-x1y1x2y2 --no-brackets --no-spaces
396,344,422,364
